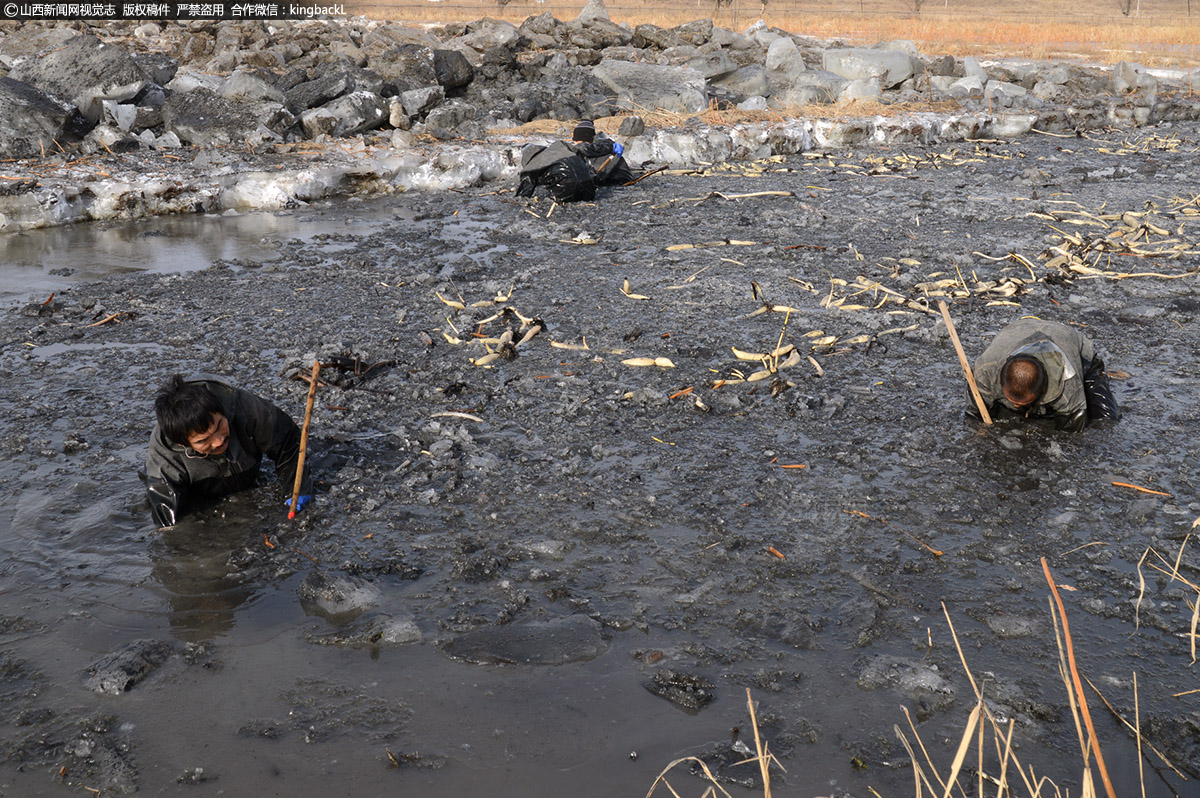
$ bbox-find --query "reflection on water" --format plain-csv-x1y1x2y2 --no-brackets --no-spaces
149,512,264,643
0,196,411,306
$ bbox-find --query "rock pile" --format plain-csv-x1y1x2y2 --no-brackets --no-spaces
2,5,1198,159
0,5,1198,231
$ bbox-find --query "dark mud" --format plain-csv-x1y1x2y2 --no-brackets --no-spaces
2,120,1200,797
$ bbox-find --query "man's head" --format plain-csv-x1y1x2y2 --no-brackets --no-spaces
572,120,595,142
1000,355,1046,410
155,375,229,454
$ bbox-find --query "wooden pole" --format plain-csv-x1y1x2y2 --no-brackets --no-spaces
289,360,320,519
937,300,993,425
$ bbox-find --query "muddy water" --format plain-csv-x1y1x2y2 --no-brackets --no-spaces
3,122,1200,797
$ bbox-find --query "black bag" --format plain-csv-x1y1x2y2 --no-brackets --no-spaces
517,141,596,203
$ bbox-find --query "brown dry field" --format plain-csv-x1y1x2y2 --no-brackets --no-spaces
348,0,1200,67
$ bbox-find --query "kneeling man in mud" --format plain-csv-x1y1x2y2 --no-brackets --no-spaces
970,318,1119,431
143,374,312,527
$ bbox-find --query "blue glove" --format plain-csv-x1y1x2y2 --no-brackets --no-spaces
612,142,624,156
286,495,313,513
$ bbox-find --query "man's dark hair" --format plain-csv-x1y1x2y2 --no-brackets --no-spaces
1001,356,1046,408
155,375,223,446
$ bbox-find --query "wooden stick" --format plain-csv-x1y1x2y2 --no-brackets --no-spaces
1042,557,1117,798
938,300,993,425
289,361,320,520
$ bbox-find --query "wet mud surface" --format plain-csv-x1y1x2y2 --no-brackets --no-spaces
2,121,1200,797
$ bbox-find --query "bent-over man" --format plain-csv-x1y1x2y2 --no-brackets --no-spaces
144,374,312,527
970,318,1120,432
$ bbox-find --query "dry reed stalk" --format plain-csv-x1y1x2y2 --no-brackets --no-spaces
1083,675,1186,780
644,757,733,798
1134,672,1145,798
745,688,771,798
1042,558,1116,798
939,701,981,798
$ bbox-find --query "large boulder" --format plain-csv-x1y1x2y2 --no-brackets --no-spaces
633,23,685,50
0,77,86,158
434,49,475,90
764,37,808,86
769,70,848,107
161,87,294,146
822,47,918,90
1111,61,1157,95
683,48,737,81
566,18,634,50
710,64,769,102
446,19,521,61
369,44,439,95
219,70,285,104
673,18,714,46
592,59,707,113
299,91,388,138
9,33,149,123
577,0,610,23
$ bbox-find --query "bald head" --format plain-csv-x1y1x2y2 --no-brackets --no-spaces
1001,355,1046,408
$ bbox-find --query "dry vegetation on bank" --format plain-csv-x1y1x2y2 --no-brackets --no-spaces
348,0,1200,67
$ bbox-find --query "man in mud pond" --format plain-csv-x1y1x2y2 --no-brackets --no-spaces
143,374,312,528
970,318,1120,432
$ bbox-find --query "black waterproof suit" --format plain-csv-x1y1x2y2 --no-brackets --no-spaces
143,376,310,527
970,319,1120,431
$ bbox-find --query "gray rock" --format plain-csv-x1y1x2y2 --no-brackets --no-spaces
447,19,521,59
593,59,707,113
370,44,438,94
166,69,223,94
220,70,285,104
577,0,610,23
962,56,989,81
711,64,769,100
770,70,848,107
1111,60,1157,95
84,639,175,694
684,48,736,80
401,84,445,118
284,73,353,113
634,23,685,50
162,87,294,146
840,77,882,101
300,91,388,138
9,33,149,123
433,48,474,90
618,115,645,136
566,18,634,50
673,18,714,46
0,76,84,158
424,99,480,139
823,48,917,90
131,52,178,86
440,614,608,665
928,54,960,77
765,36,808,85
950,75,985,99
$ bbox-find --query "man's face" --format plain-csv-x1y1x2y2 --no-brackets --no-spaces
186,413,229,455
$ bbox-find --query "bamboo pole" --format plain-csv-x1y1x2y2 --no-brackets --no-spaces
289,360,320,520
938,300,993,425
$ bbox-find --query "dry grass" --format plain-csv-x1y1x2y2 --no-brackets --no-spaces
349,0,1200,68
